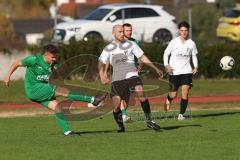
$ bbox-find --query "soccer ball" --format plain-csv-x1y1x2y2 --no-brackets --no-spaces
220,56,235,71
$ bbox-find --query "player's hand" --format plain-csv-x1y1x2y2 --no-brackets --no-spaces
100,74,110,85
192,68,198,75
3,76,10,87
165,65,172,73
155,68,163,78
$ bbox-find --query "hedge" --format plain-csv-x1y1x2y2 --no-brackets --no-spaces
6,40,240,78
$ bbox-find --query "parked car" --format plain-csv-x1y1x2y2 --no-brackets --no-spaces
52,3,178,43
216,8,240,41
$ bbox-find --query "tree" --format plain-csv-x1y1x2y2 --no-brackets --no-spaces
0,11,14,40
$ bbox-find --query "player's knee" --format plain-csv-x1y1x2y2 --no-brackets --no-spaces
48,101,61,112
182,94,189,99
55,104,62,112
139,96,147,102
169,93,177,99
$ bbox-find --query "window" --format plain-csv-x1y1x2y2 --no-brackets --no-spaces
84,8,112,20
224,10,240,18
127,8,159,18
110,8,159,20
111,9,124,20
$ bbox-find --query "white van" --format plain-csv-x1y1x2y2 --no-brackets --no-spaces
52,3,178,43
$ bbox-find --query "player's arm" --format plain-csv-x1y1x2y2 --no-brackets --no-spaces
163,41,173,73
192,42,198,75
98,61,109,84
98,48,110,84
4,60,22,87
192,55,198,75
137,59,143,72
104,61,110,76
139,54,163,78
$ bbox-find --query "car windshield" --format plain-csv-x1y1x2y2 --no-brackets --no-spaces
224,10,240,18
84,8,112,20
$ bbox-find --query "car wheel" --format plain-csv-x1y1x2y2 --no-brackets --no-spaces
152,29,172,44
83,32,103,41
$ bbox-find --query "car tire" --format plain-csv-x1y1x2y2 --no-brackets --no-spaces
152,29,172,44
83,32,103,41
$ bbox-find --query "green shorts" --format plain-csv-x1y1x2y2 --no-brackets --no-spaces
25,83,56,108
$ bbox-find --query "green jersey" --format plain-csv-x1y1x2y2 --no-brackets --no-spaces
128,37,140,46
21,54,52,85
21,54,56,103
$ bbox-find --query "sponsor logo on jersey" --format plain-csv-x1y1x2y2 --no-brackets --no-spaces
36,75,49,81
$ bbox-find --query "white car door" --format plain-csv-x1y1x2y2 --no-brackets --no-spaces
103,7,160,42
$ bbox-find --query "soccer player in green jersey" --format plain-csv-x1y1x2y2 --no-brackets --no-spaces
4,44,106,136
122,23,140,46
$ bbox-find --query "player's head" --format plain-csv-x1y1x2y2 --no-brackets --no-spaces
43,44,58,64
178,21,190,40
123,23,132,39
112,24,124,42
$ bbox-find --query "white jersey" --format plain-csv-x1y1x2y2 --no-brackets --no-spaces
163,36,198,75
99,40,144,82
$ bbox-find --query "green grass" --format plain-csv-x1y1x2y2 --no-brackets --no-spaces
0,80,29,103
190,79,240,96
1,79,240,103
0,110,239,160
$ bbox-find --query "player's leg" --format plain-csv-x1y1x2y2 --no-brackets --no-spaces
134,84,160,131
111,80,128,132
178,85,190,120
164,75,179,111
42,100,79,136
178,74,192,120
112,96,125,132
55,86,107,106
27,84,79,136
120,100,131,122
128,77,152,121
164,91,177,111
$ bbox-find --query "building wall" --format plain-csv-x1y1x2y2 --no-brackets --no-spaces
0,51,30,80
57,0,87,7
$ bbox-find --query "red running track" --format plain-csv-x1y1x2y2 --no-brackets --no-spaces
0,95,240,110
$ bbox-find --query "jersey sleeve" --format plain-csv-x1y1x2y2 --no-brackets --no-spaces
99,49,110,64
163,40,173,66
21,55,37,67
132,43,144,58
192,42,198,55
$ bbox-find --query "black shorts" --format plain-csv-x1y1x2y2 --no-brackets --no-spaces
111,76,143,103
169,74,193,91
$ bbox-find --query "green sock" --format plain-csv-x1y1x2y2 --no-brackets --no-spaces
67,91,93,103
55,112,70,133
121,108,127,115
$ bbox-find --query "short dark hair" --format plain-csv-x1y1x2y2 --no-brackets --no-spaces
43,44,58,54
178,21,190,30
123,23,132,28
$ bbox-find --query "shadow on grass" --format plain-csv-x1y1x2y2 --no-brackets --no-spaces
192,111,240,118
162,124,202,130
77,128,150,135
75,124,203,135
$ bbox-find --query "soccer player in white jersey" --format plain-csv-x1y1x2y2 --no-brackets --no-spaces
163,21,198,120
98,25,163,132
104,23,142,123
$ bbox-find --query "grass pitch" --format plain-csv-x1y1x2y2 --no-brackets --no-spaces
0,110,239,160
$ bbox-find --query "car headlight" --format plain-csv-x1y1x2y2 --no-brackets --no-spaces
67,27,81,32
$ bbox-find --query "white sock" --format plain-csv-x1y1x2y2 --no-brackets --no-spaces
91,97,94,103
